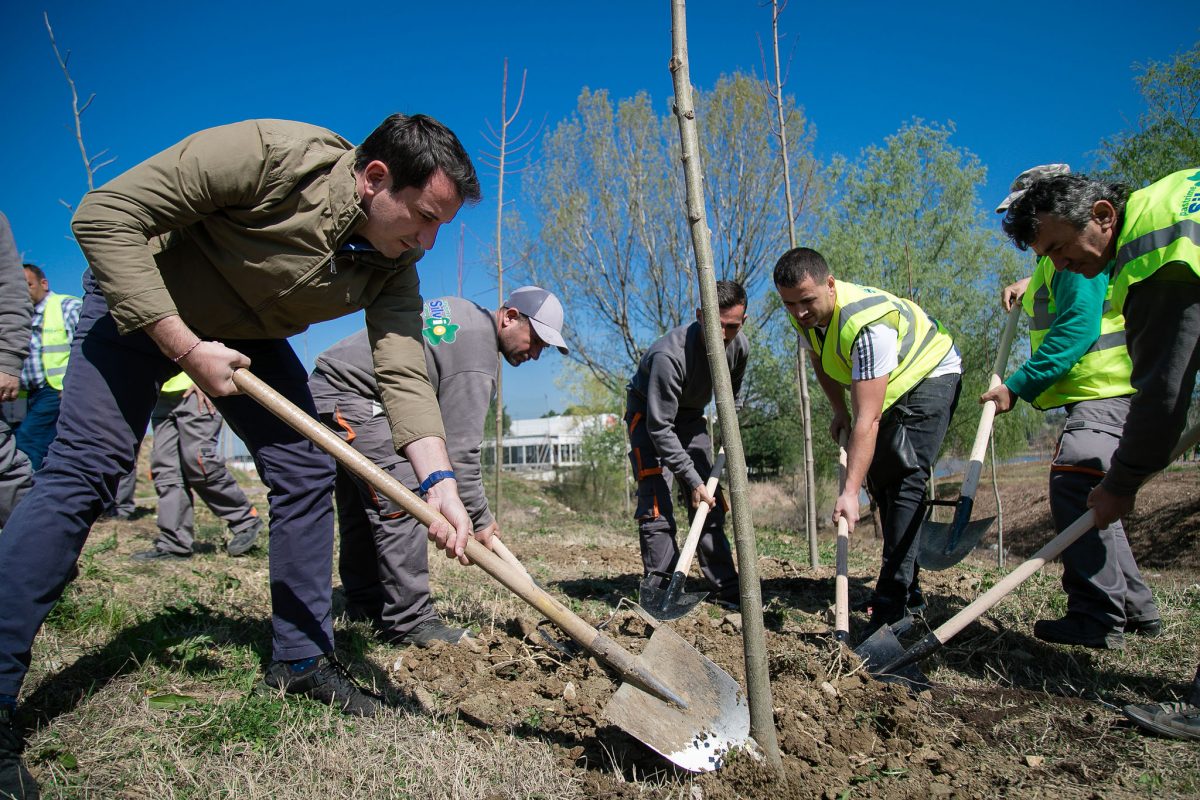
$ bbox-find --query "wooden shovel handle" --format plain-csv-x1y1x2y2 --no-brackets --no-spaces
229,369,684,705
674,448,726,578
834,431,850,641
491,537,534,584
929,420,1200,647
959,304,1023,500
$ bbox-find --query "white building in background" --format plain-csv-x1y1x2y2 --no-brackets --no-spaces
484,413,619,481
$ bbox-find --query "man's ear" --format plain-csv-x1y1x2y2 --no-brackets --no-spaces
359,160,391,199
1092,199,1117,232
696,308,703,325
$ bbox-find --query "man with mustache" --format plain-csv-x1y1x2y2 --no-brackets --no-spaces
1001,168,1200,742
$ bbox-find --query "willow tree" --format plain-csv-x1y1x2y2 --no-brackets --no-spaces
818,119,1039,464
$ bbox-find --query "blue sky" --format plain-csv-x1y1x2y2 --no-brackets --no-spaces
1,1,1195,418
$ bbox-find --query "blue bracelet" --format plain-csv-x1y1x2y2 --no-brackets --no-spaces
418,470,456,497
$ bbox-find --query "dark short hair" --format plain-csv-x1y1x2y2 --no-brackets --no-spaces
1002,175,1131,251
355,114,481,204
772,247,831,288
22,263,45,281
715,279,747,311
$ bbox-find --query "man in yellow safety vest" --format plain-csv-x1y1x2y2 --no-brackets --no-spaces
16,264,80,470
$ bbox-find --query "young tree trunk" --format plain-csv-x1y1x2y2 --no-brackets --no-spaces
766,0,818,567
669,0,782,775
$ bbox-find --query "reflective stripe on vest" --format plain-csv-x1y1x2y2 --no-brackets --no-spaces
161,372,194,394
791,280,954,412
40,292,77,391
1021,256,1133,410
1110,168,1200,313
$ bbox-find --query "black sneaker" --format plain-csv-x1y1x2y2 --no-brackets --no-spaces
0,707,38,800
130,548,191,562
1033,615,1124,650
1124,618,1163,637
388,618,472,648
906,588,928,617
1122,701,1200,741
711,587,740,612
261,655,383,717
226,525,261,557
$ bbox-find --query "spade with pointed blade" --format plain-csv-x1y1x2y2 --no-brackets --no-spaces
918,304,1021,570
639,449,726,621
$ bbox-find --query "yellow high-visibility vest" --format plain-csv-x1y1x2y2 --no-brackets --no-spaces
1021,256,1133,409
791,280,953,412
1109,168,1200,313
40,292,78,391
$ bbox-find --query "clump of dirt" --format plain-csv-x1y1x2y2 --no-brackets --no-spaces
390,605,999,798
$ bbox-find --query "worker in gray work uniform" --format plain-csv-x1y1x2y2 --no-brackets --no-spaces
131,371,263,561
309,286,568,646
625,280,747,609
0,212,33,527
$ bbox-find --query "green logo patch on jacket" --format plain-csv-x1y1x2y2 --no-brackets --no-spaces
421,298,459,346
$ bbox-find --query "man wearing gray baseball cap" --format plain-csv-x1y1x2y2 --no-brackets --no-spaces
308,286,567,646
984,164,1159,650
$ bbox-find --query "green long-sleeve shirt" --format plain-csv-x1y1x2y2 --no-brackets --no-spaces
1004,269,1108,402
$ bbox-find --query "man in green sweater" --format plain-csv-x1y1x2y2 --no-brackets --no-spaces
982,165,1159,649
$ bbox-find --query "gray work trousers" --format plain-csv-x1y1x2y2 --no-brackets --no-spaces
150,392,261,555
0,417,31,528
111,460,138,517
1050,396,1158,629
323,397,437,639
625,411,738,593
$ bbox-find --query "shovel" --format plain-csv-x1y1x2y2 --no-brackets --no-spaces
918,304,1022,570
639,449,726,620
864,421,1200,685
230,369,749,772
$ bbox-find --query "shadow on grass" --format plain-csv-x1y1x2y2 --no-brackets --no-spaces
22,601,400,729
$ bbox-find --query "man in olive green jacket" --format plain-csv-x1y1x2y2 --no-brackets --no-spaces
0,114,483,798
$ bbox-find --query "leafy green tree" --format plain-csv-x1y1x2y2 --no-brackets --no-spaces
811,119,1041,472
519,73,821,393
1094,40,1200,187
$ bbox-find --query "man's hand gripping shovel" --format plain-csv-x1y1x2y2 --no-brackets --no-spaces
231,369,749,772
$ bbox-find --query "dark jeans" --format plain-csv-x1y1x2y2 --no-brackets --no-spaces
866,372,961,611
14,385,62,471
0,272,335,697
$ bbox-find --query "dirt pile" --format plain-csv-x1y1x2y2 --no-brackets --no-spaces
390,606,1000,799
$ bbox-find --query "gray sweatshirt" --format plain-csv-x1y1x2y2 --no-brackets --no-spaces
0,213,31,378
626,321,748,490
310,297,499,528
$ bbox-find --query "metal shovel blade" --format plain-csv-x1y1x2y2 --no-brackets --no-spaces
638,571,709,621
603,620,750,772
917,497,996,571
853,623,930,691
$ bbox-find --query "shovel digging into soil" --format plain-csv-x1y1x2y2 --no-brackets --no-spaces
639,449,726,621
918,305,1022,571
861,421,1200,688
231,368,750,772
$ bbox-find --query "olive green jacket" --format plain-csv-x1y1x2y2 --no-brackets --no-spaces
71,119,443,449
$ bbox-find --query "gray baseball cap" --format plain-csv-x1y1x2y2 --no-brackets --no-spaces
505,286,569,354
995,163,1071,213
